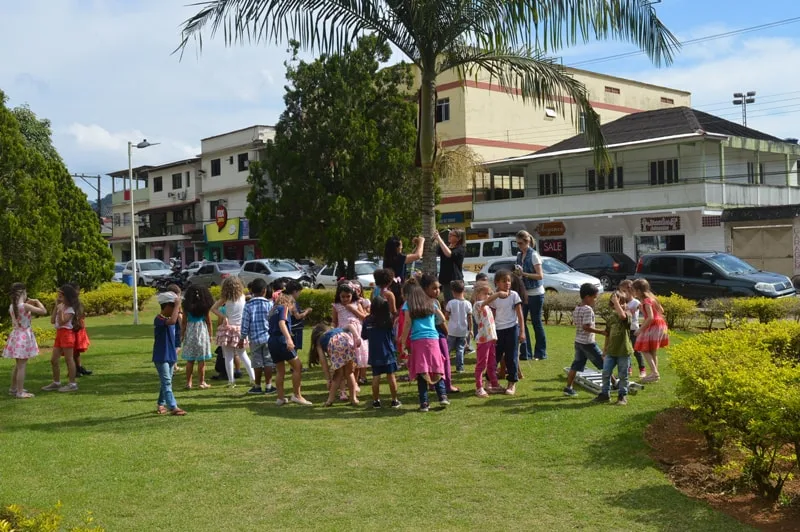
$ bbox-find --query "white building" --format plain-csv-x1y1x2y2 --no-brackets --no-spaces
473,107,800,268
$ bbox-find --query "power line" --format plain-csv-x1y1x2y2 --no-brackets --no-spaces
570,16,800,67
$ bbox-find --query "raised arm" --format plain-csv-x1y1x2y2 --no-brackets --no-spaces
24,299,47,316
166,299,182,326
432,231,451,257
405,236,425,263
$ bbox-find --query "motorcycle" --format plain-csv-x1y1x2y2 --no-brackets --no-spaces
155,265,190,292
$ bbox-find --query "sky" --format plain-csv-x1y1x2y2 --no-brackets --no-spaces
1,0,800,198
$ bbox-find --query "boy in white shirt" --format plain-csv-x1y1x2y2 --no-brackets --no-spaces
563,283,608,397
485,270,525,395
445,281,473,373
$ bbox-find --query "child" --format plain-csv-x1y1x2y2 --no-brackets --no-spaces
419,273,460,394
332,282,368,399
352,281,371,385
152,291,186,416
618,279,647,378
399,284,449,412
309,323,360,406
211,277,256,390
498,274,528,380
42,284,83,393
181,285,215,390
271,278,286,303
472,283,501,397
240,278,276,394
286,280,312,357
594,291,633,406
68,283,92,377
363,295,401,408
3,283,47,398
632,278,669,383
485,270,525,395
563,283,608,397
445,280,472,373
165,284,183,374
373,268,398,316
268,292,312,406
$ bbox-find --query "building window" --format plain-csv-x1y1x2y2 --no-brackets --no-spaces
701,216,722,227
587,166,624,191
661,97,675,105
605,86,620,95
123,212,131,226
237,153,249,172
113,213,121,227
538,172,563,196
210,200,226,220
600,236,624,254
579,112,586,134
747,162,765,184
153,176,163,192
173,209,184,223
172,172,182,190
649,159,679,185
186,171,191,188
211,158,221,177
435,98,450,123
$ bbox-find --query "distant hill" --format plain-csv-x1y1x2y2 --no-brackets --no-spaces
89,193,113,217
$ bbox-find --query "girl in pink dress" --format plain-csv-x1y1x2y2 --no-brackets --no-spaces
351,281,370,384
3,283,47,398
332,282,368,400
632,278,669,383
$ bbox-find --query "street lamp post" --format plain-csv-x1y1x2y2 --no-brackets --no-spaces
128,139,159,325
733,91,756,127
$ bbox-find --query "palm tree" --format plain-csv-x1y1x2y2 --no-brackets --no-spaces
177,1,679,271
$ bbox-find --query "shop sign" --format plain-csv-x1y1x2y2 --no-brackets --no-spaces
534,221,566,237
641,216,681,232
540,239,567,263
440,212,465,225
205,218,240,242
215,205,228,231
241,219,250,240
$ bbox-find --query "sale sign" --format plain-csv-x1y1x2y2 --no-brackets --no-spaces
215,204,228,231
540,239,567,262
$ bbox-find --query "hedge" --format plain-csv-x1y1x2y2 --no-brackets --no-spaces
0,502,104,531
671,322,800,501
36,283,155,316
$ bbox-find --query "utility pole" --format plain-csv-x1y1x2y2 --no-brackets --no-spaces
733,91,756,127
71,174,103,220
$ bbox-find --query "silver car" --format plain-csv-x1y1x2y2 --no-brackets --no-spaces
187,261,241,288
238,259,314,288
122,259,172,287
480,256,604,294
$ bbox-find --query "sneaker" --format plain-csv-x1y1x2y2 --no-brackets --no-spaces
233,370,242,379
616,396,628,406
439,395,450,406
263,385,277,395
641,374,660,383
78,366,93,376
247,386,263,395
593,393,611,403
58,383,78,393
42,382,61,391
639,369,648,379
475,388,489,398
276,398,288,406
290,395,313,406
504,385,516,396
372,400,382,409
563,386,578,397
8,388,28,396
390,400,402,409
419,402,430,412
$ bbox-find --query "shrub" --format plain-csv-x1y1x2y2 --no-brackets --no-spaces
659,293,696,330
671,322,800,501
0,502,104,531
542,291,580,325
209,286,222,300
296,289,335,324
731,297,794,324
36,283,155,316
699,298,734,331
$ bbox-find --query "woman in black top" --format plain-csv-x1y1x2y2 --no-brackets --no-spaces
432,228,465,302
382,235,425,282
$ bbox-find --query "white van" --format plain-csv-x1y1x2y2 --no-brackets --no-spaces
463,237,520,272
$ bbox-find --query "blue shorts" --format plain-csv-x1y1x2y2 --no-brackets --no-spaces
267,340,297,363
372,362,398,376
571,342,604,372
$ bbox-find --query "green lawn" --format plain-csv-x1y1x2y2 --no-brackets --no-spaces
0,302,752,531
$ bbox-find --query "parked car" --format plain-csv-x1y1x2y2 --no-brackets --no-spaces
315,261,379,289
238,259,315,288
408,259,477,294
187,261,242,288
480,256,604,294
182,261,206,277
568,252,636,291
632,251,797,300
112,262,126,283
122,259,173,287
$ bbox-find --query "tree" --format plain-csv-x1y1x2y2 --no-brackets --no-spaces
12,104,114,289
178,0,678,272
0,91,61,314
246,36,420,276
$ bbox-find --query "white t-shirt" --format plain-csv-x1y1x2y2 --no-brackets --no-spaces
527,250,545,297
56,306,75,330
573,304,596,344
445,299,473,338
225,296,246,326
627,298,641,331
489,290,522,330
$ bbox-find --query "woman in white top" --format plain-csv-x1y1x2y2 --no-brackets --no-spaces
212,277,256,389
514,230,547,360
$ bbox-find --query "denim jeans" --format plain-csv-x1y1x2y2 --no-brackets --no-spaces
155,362,178,410
601,355,630,398
447,335,468,371
417,375,446,406
628,331,646,370
495,325,520,383
528,294,547,360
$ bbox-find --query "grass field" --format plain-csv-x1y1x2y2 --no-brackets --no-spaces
0,301,752,531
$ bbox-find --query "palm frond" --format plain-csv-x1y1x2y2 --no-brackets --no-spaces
175,0,420,62
440,46,609,169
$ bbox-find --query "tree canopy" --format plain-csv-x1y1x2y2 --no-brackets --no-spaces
247,35,420,275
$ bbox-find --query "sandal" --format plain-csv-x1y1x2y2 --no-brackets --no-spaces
170,408,187,416
156,405,168,415
323,401,334,407
15,392,34,399
184,384,193,390
198,382,211,389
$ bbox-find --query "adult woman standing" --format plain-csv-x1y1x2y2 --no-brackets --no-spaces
432,228,465,302
382,235,425,282
515,230,547,360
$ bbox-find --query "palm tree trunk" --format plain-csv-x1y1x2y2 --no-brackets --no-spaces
419,70,437,274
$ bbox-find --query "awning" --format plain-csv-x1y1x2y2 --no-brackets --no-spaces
471,206,718,228
137,199,199,215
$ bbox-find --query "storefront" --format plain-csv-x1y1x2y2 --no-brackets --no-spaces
203,216,260,261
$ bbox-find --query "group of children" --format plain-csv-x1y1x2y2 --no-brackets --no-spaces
3,266,670,413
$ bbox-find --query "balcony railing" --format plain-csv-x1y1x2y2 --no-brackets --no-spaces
139,223,200,238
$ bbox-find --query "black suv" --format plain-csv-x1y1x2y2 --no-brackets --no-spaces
632,251,795,300
568,252,636,290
